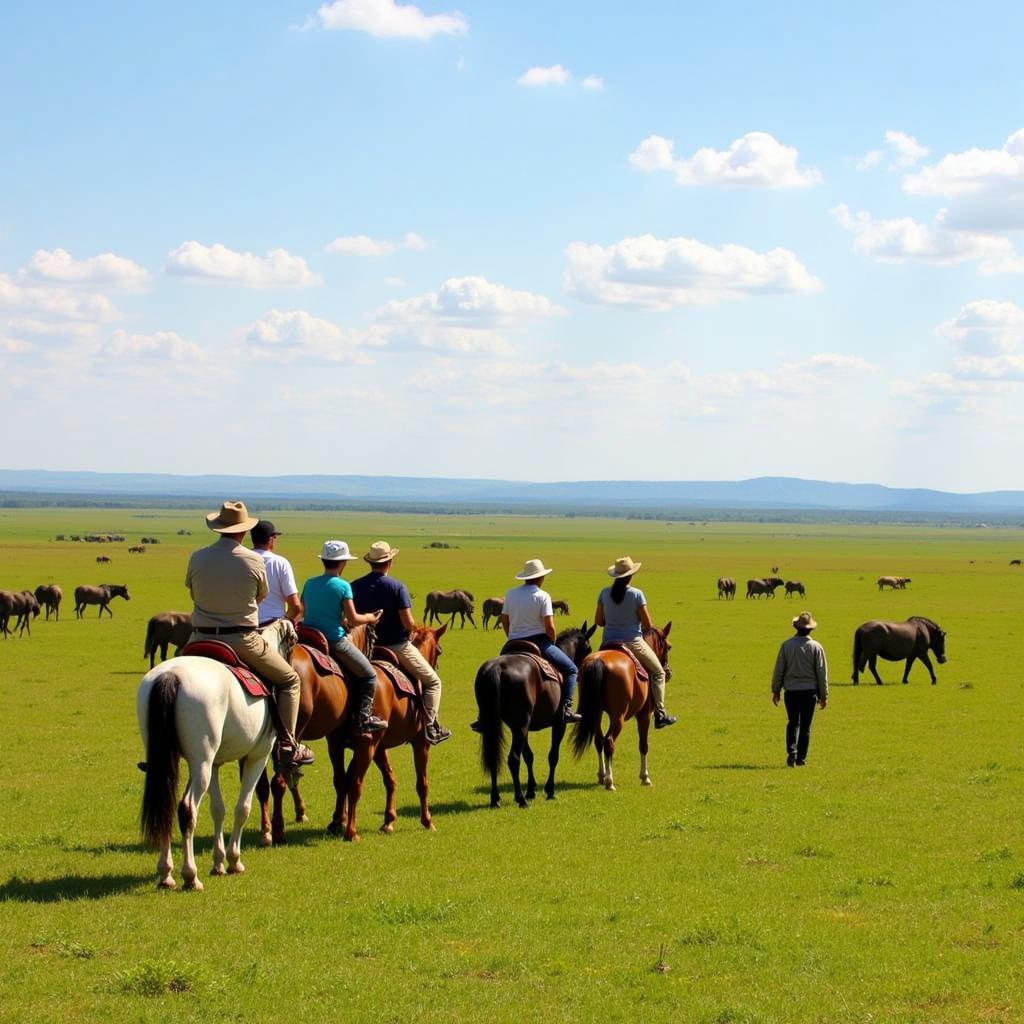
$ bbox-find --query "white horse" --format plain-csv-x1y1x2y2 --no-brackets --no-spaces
136,619,296,891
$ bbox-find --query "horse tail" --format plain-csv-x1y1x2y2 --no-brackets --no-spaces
852,628,862,682
572,657,604,759
143,617,156,660
140,672,181,849
475,661,506,778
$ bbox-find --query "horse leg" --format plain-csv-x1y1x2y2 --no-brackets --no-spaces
507,721,530,808
325,732,348,836
869,655,884,686
594,724,607,785
344,738,376,842
638,707,653,786
603,715,624,791
375,746,399,833
919,652,937,685
290,779,308,823
270,769,289,845
179,759,213,892
523,739,537,801
254,767,273,847
208,766,228,876
413,736,435,831
226,753,268,875
544,720,566,800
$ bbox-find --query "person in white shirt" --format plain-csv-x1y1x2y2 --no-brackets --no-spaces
251,520,302,626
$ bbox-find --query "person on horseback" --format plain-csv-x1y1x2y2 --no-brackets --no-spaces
300,540,387,734
252,519,302,627
351,540,452,745
471,558,582,731
594,556,677,729
185,500,314,771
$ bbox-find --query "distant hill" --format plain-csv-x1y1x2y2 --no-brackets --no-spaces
2,469,1024,517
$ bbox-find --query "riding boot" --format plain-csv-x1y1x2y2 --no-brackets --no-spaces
358,682,387,733
654,707,678,729
425,719,453,745
560,699,582,724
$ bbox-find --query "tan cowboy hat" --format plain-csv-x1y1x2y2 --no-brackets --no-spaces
206,500,258,534
515,557,553,581
793,611,818,630
364,540,400,564
607,555,642,579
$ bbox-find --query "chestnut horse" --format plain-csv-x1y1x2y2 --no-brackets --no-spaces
571,624,672,791
475,624,596,808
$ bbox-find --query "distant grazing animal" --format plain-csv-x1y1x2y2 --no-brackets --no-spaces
144,611,193,669
424,589,476,629
717,577,736,600
96,555,111,564
746,577,784,599
70,535,81,542
1,591,40,638
482,597,504,630
551,600,570,616
784,580,805,598
55,534,65,541
74,583,131,618
129,545,146,554
877,576,910,591
34,584,62,620
16,591,40,635
852,616,947,686
1011,559,1022,567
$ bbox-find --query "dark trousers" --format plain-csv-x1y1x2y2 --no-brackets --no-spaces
784,690,818,761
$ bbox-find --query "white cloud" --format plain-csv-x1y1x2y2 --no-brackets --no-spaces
858,130,929,171
310,0,468,39
629,131,822,189
0,273,119,323
563,234,822,310
101,329,206,362
325,231,428,255
165,242,321,288
242,309,383,364
517,65,571,87
21,248,150,290
831,203,1024,273
580,75,604,91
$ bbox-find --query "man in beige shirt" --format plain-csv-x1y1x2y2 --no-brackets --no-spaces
186,501,313,770
771,610,829,767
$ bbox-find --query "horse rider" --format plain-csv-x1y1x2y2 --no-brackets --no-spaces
471,557,582,731
185,501,314,771
300,540,387,734
771,610,829,766
252,519,302,627
594,556,677,729
351,541,452,745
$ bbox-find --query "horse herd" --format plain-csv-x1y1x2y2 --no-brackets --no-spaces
0,583,131,636
716,574,914,600
421,589,571,630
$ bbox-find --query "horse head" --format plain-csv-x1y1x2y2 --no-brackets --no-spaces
556,621,598,666
644,621,673,680
411,622,448,667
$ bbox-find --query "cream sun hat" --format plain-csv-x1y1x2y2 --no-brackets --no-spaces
320,540,357,561
608,556,642,579
793,611,818,630
206,500,258,534
364,541,400,564
515,558,553,581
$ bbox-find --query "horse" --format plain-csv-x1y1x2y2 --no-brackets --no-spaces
746,577,783,599
1011,559,1022,567
144,611,193,668
571,624,672,791
717,577,736,600
852,616,947,685
96,555,111,564
34,584,62,621
551,600,570,616
784,580,805,598
474,623,596,808
74,583,130,618
136,619,298,890
1,591,38,638
877,576,903,591
129,545,146,554
482,597,504,630
424,589,476,628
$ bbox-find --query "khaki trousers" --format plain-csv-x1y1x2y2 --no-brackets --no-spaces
384,640,442,725
191,627,302,738
623,637,667,711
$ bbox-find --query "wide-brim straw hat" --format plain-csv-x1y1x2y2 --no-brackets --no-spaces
793,611,818,630
364,540,400,564
515,558,553,581
608,556,642,579
320,540,357,561
206,500,258,534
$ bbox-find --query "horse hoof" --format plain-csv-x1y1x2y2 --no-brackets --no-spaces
272,834,287,847
545,791,555,801
344,833,361,843
183,877,204,893
210,864,227,877
325,821,342,837
490,800,501,809
228,861,245,875
380,823,395,834
424,821,436,832
641,777,653,787
157,875,176,891
259,831,272,847
605,783,616,792
295,814,309,824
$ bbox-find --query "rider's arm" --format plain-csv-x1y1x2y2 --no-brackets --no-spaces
543,614,556,642
342,598,381,628
398,607,416,631
638,605,654,630
500,613,510,637
284,592,303,622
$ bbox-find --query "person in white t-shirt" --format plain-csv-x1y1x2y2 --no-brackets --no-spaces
251,520,302,626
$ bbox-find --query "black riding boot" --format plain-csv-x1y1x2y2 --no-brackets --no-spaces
358,678,387,733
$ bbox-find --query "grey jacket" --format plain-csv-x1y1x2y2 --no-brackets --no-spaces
771,635,829,699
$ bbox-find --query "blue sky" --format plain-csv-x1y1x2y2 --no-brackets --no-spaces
3,1,1024,490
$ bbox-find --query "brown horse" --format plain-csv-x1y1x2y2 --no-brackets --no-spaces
551,599,570,616
482,596,504,629
424,589,476,628
144,611,193,668
474,624,596,808
717,577,736,600
571,624,672,790
74,583,130,618
34,584,62,621
852,616,947,685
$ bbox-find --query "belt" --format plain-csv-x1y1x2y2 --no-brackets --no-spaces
195,626,256,635
258,618,281,628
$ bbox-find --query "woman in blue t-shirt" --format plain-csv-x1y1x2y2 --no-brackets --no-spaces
593,556,677,728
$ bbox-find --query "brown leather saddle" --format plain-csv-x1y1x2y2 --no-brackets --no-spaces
296,623,344,677
371,646,421,702
500,639,563,688
600,642,650,685
181,639,271,698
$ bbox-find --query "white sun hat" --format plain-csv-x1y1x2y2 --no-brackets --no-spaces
320,540,357,561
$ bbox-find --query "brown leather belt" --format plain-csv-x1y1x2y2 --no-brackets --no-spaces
195,626,256,635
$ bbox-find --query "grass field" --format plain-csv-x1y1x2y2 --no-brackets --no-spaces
2,507,1024,1023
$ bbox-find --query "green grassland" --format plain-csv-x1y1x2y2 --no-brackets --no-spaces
2,507,1024,1023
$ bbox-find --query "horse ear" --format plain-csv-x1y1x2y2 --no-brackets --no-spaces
585,621,597,639
434,621,449,639
662,621,672,637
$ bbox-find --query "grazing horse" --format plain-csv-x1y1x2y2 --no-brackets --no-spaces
74,583,130,618
551,600,570,616
482,597,504,630
784,580,805,598
852,616,947,686
96,555,111,564
34,584,62,621
424,589,476,628
136,619,297,890
1,591,39,638
717,577,736,600
877,576,903,591
144,611,193,668
475,623,596,808
746,577,784,599
1011,559,1022,567
571,624,672,790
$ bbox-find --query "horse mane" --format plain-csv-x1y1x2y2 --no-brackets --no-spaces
908,615,940,630
409,625,431,643
555,625,585,644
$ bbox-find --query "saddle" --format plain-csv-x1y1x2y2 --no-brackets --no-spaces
181,639,271,699
500,639,563,688
295,623,344,677
600,642,650,686
371,646,421,703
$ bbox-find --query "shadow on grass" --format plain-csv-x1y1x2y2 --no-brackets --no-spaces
0,872,150,903
696,763,782,771
397,799,476,818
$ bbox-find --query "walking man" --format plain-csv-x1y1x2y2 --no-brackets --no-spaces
252,519,302,627
185,501,314,771
351,541,452,745
771,610,829,766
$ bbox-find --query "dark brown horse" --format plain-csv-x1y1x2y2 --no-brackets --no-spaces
482,596,504,629
551,599,570,616
784,580,805,598
571,624,672,790
747,577,783,599
475,624,596,808
424,589,476,628
1,591,39,638
852,616,947,685
34,584,62,621
74,583,130,618
144,611,193,668
717,577,736,600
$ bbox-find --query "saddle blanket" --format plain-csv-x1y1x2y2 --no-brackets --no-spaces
499,639,562,689
302,644,343,678
180,640,271,699
372,658,421,702
599,642,650,685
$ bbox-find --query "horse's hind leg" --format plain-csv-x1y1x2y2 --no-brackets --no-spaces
412,737,435,831
375,746,399,833
179,759,213,892
594,726,607,785
544,721,566,800
325,731,348,836
227,753,269,875
522,739,537,801
869,655,884,686
507,721,530,808
638,708,653,787
603,715,624,791
208,766,228,876
254,767,273,847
